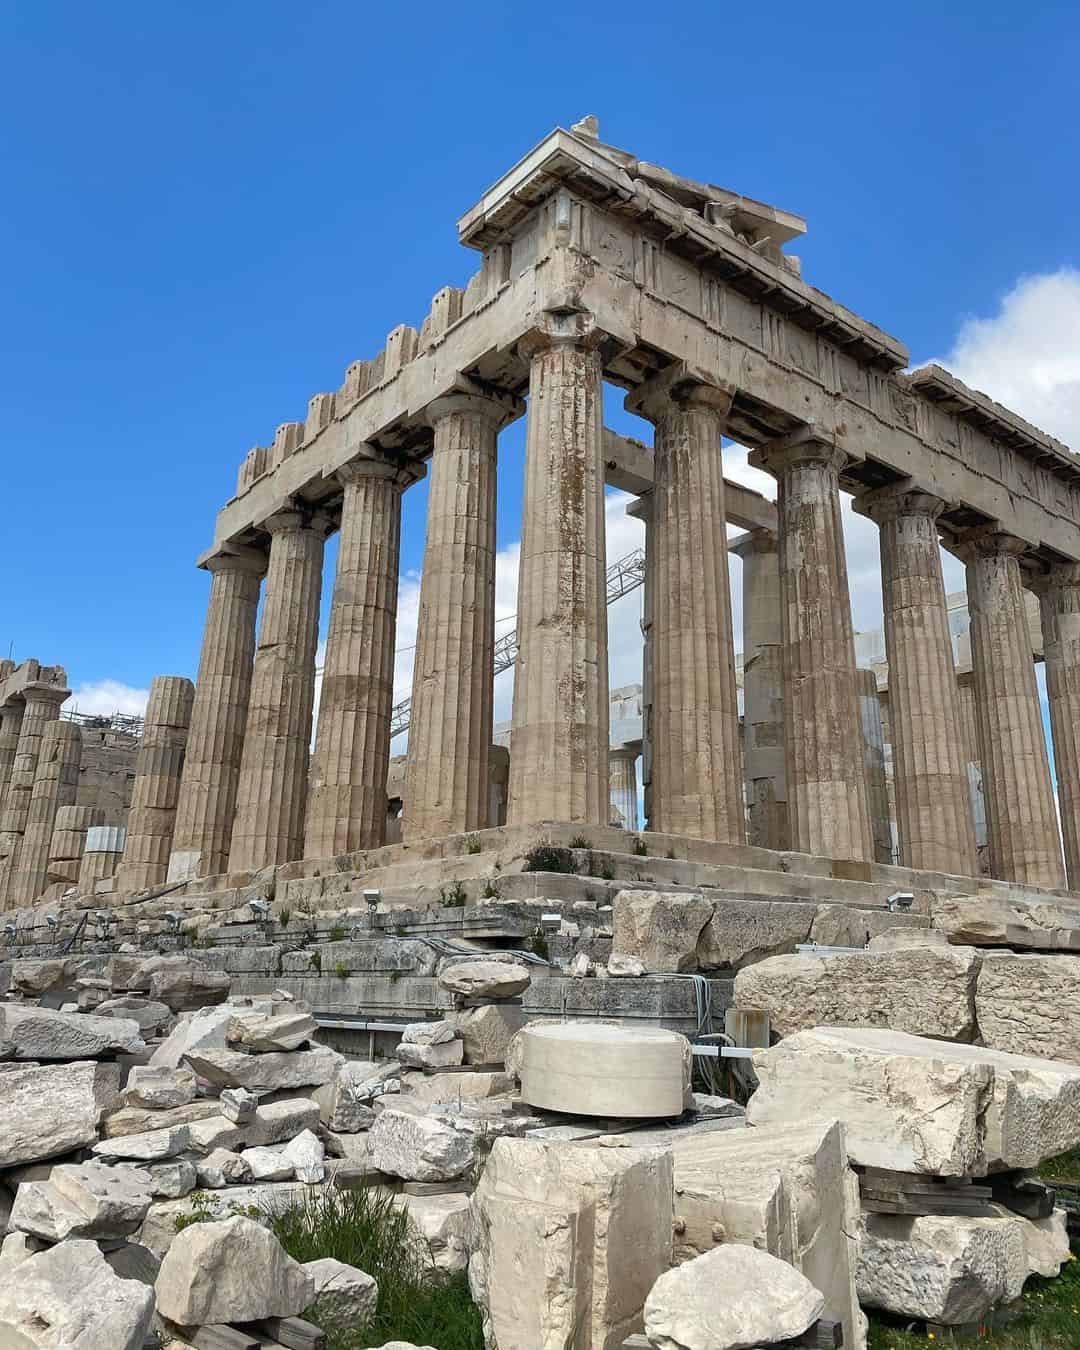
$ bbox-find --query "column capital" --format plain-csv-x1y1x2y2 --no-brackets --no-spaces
1026,560,1080,597
263,506,334,538
748,424,849,478
22,683,70,709
335,456,425,492
943,524,1029,565
202,545,268,578
424,377,525,432
852,481,949,525
624,362,735,424
625,492,653,525
517,308,604,362
728,526,778,560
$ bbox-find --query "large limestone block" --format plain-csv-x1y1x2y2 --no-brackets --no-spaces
748,1028,990,1175
855,1211,1053,1324
750,1027,1080,1173
138,1181,318,1257
932,893,1080,950
398,1192,472,1273
398,1069,513,1108
520,1023,689,1118
182,1043,343,1092
0,1239,154,1349
155,1214,315,1324
97,995,173,1036
438,959,531,999
227,1009,317,1053
976,951,1080,1062
470,1137,673,1350
312,1060,399,1132
0,1060,119,1167
611,890,713,972
453,1003,525,1064
101,1098,222,1140
150,1003,234,1068
123,1064,197,1110
93,1124,190,1163
246,1096,322,1146
398,1037,464,1069
11,1162,152,1241
644,1244,825,1350
698,899,819,970
368,1108,475,1181
130,954,230,1010
305,1256,378,1330
668,1120,865,1350
11,957,77,996
0,1003,144,1060
733,944,980,1040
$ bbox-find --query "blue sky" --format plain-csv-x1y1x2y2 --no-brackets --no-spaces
1,1,1078,723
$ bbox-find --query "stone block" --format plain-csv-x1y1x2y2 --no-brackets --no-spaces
96,995,172,1036
438,959,531,999
283,1128,325,1183
0,1238,154,1349
122,1065,197,1110
221,1085,258,1122
101,1098,222,1139
520,1023,689,1118
197,1148,252,1188
246,1097,322,1147
667,1120,865,1350
469,1136,673,1350
452,1003,524,1064
398,1191,472,1273
611,889,713,972
148,961,231,1011
92,1124,190,1163
369,1108,475,1181
0,1060,119,1167
138,1181,321,1256
186,1115,245,1156
0,1003,143,1060
227,1009,317,1053
155,1214,314,1324
645,1245,825,1350
305,1256,378,1330
401,1019,457,1046
975,951,1080,1062
733,944,980,1040
149,1003,234,1068
398,1037,464,1069
182,1043,343,1093
244,1146,295,1182
11,1162,152,1241
10,957,77,996
698,898,818,970
398,1069,512,1108
932,893,1080,950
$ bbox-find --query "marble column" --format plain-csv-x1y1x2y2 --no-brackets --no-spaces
229,509,328,872
0,683,69,901
0,702,24,808
731,529,788,851
305,462,414,858
856,668,894,864
955,528,1064,888
9,720,82,906
955,678,988,862
626,367,744,842
405,389,520,842
507,316,609,826
48,804,103,889
626,495,654,829
115,675,195,894
1033,563,1080,888
856,488,977,875
751,434,872,861
608,748,639,830
168,548,265,882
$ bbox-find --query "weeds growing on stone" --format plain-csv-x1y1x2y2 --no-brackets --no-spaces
480,879,500,899
522,837,578,874
440,880,468,907
465,835,482,854
334,961,349,980
329,924,347,942
569,834,592,849
632,836,649,856
268,1187,484,1350
277,907,291,928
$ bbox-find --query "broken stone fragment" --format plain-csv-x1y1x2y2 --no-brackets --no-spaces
283,1128,326,1184
437,959,531,999
227,1009,317,1053
401,1019,457,1046
975,951,1080,1062
611,889,713,972
369,1108,475,1182
96,995,173,1036
0,1237,154,1349
0,1003,144,1060
182,1043,343,1093
397,1037,464,1070
0,1060,120,1167
243,1146,295,1182
304,1256,378,1329
11,1162,153,1241
196,1148,252,1189
122,1064,197,1111
451,1003,523,1065
607,952,646,977
154,1214,315,1324
645,1244,825,1350
92,1123,190,1164
220,1085,258,1123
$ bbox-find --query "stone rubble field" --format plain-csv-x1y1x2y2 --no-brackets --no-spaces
0,911,1078,1350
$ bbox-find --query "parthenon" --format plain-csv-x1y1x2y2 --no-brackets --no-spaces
4,117,1080,914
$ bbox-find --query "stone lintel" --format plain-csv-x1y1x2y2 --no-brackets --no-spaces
0,661,69,711
728,527,778,560
197,543,268,577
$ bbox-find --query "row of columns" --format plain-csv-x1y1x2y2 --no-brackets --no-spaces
166,317,1080,896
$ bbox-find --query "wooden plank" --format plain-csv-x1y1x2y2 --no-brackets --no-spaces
189,1328,262,1350
253,1317,327,1349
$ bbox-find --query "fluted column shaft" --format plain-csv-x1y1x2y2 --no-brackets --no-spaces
116,676,195,893
626,495,654,828
753,438,872,861
628,375,744,842
959,529,1064,888
230,510,327,872
732,529,789,850
507,320,609,826
0,703,24,808
168,551,265,882
405,392,516,841
608,749,639,831
1034,564,1080,888
858,489,977,874
305,465,408,858
0,687,67,901
9,721,82,906
856,668,894,864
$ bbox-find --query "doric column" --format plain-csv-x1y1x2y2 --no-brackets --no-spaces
507,314,609,826
608,748,639,830
626,365,744,842
229,509,328,872
305,462,415,858
0,683,69,899
1032,563,1080,888
730,529,788,851
0,702,25,807
405,388,521,842
9,720,83,906
855,487,977,875
952,528,1064,888
48,804,103,890
115,676,195,894
751,433,872,861
626,495,654,828
168,548,265,882
955,678,988,862
856,668,894,864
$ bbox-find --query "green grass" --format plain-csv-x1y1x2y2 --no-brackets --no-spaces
867,1252,1080,1348
266,1186,484,1350
1040,1149,1080,1184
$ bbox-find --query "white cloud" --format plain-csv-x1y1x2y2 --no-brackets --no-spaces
68,679,149,718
